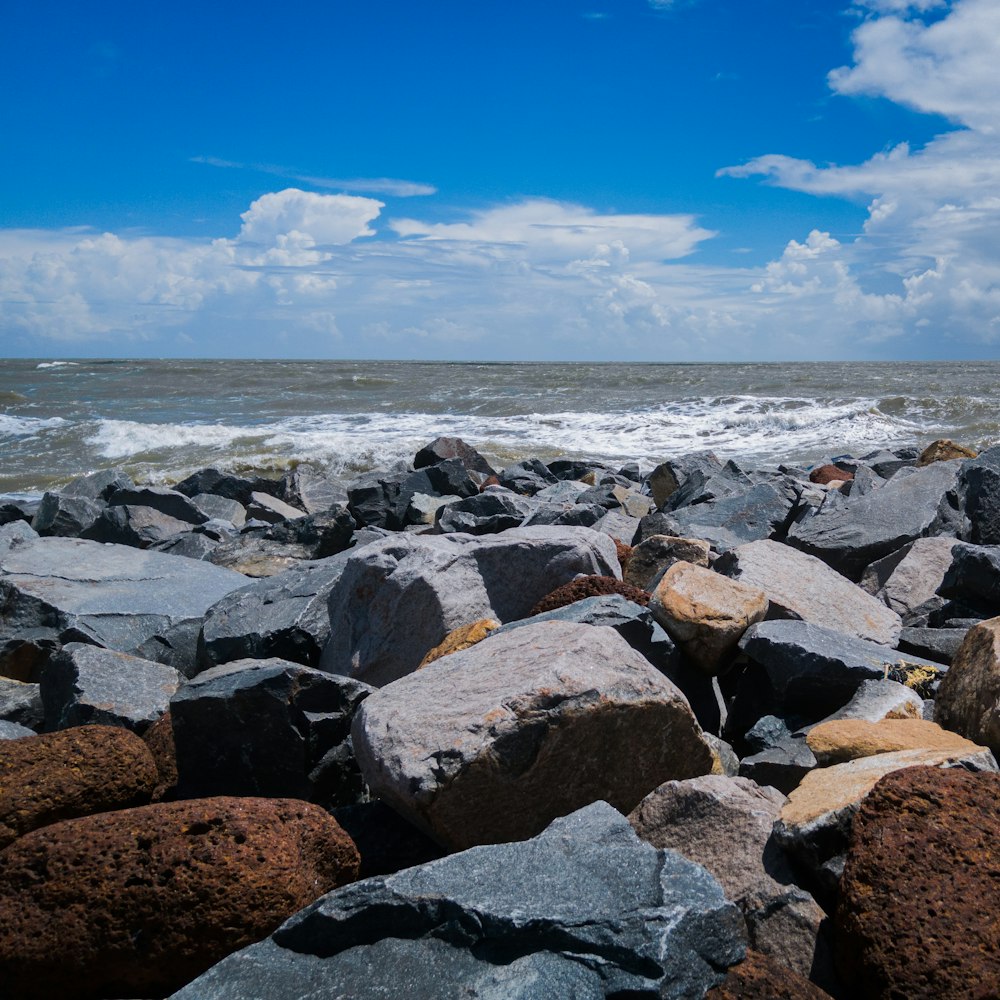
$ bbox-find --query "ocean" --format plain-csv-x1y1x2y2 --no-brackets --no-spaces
2,358,998,497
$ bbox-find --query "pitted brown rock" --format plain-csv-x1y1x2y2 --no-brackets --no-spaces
0,725,158,848
706,949,833,999
141,710,179,801
808,464,853,485
0,796,360,1000
836,766,1000,999
529,575,650,615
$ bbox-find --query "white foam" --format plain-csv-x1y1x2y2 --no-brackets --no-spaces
35,361,79,369
0,414,67,438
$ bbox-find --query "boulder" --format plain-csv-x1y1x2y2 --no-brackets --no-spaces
436,488,534,534
717,539,901,645
171,658,373,807
0,520,37,553
898,625,968,665
938,541,1000,606
60,467,134,501
246,490,307,524
0,797,359,1000
0,536,247,672
30,492,104,537
774,745,997,900
198,551,354,670
738,737,818,795
414,435,496,476
175,466,283,505
805,718,983,766
108,485,209,524
81,503,194,548
0,725,158,848
786,460,962,579
962,444,1000,544
808,464,852,485
498,458,558,495
648,450,725,509
934,616,1000,756
706,950,834,1000
836,766,1000,999
917,438,977,466
352,621,714,850
739,620,945,720
624,533,711,590
860,536,957,619
280,464,348,514
190,492,247,525
41,642,181,732
319,526,620,686
650,562,768,674
417,618,500,667
629,776,827,981
530,574,650,614
407,492,460,524
805,679,923,728
170,802,746,1000
0,678,42,729
0,720,34,740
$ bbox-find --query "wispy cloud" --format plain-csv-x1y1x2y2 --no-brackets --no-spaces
190,156,437,197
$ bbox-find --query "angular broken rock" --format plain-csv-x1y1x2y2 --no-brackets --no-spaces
805,718,984,766
352,621,714,850
650,561,768,674
624,533,711,590
170,802,747,1000
716,539,901,646
859,536,956,619
417,618,500,667
320,526,620,686
804,679,923,729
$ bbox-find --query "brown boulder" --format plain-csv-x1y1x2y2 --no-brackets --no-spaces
917,438,977,466
0,725,158,848
808,464,853,485
529,574,650,615
623,533,711,590
0,796,359,1000
706,949,832,999
141,710,179,801
418,618,500,667
805,718,983,766
836,766,1000,998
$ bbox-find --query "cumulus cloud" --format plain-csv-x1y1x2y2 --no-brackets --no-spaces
237,189,383,248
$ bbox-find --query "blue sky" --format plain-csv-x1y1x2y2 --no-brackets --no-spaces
1,0,997,361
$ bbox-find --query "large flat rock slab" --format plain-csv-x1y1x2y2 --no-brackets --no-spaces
0,536,247,671
352,620,713,850
170,802,747,1000
320,526,620,686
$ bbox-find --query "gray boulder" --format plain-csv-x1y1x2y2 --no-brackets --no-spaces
860,536,957,618
938,542,1000,606
804,679,924,729
198,551,354,670
60,467,134,501
414,436,496,477
498,459,558,496
0,536,247,673
352,621,713,851
281,464,348,514
648,451,724,509
41,642,181,732
0,520,38,554
738,737,818,795
174,466,283,505
170,802,746,1000
716,539,901,645
962,444,1000,544
190,493,247,526
624,534,711,590
246,491,307,524
108,485,209,525
0,720,34,740
739,619,944,720
320,526,620,686
436,489,534,534
898,625,969,664
786,460,962,579
31,492,104,537
0,677,42,729
171,657,373,806
81,504,194,548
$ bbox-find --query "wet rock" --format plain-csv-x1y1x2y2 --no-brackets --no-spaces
171,802,746,1000
0,725,158,848
417,618,500,667
414,435,496,477
786,460,962,579
934,616,1000,756
353,621,714,850
497,458,558,496
836,766,1000,999
319,526,620,686
171,658,373,806
0,678,42,729
651,562,768,674
30,491,104,537
41,642,181,732
0,536,247,670
0,796,359,1000
108,485,210,524
629,776,827,980
648,450,725,509
623,533,711,589
717,539,901,645
546,456,614,481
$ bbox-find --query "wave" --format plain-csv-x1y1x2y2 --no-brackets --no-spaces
35,361,80,369
0,414,68,438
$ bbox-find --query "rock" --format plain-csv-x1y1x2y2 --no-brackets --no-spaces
414,435,496,477
418,618,500,667
836,766,1000,999
530,574,650,615
739,620,945,720
786,460,962,579
860,536,957,619
330,800,445,880
738,737,818,795
706,950,834,999
774,745,997,901
962,444,1000,544
190,492,247,526
319,526,620,686
436,488,534,534
934,616,1000,756
142,710,179,801
108,485,209,524
171,802,746,1000
0,520,37,553
246,490,307,523
898,625,969,664
654,484,798,553
624,533,711,589
498,458,558,495
171,658,373,806
0,720,34,740
80,503,196,548
352,621,714,850
60,467,134,501
717,539,901,645
0,678,42,729
808,464,853,485
0,796,359,1000
407,491,460,524
0,536,247,672
153,529,222,560
917,438,977,466
175,466,283,505
30,491,104,536
651,562,768,674
629,776,827,980
648,450,724,509
938,541,1000,606
0,725,158,848
280,464,348,514
806,718,984,766
546,456,614,481
806,679,924,728
858,448,916,480
41,642,181,732
198,551,354,669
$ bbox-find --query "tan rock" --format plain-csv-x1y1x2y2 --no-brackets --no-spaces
806,718,982,766
917,438,977,466
935,616,1000,756
624,534,711,590
650,561,768,673
418,619,500,667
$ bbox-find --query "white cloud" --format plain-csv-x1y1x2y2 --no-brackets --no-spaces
237,188,383,248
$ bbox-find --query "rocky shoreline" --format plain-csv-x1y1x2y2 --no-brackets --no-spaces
1,435,999,998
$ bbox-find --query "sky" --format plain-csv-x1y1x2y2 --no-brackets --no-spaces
1,0,998,361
